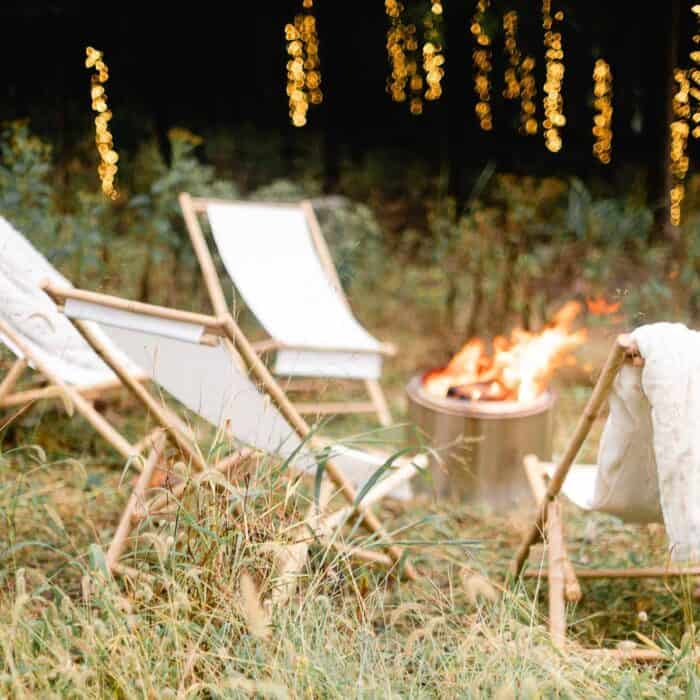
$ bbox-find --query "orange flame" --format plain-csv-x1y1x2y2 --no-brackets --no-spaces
586,295,621,316
423,301,586,403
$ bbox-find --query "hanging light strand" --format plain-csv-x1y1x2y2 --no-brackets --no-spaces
85,47,118,200
690,5,700,138
472,0,493,131
669,69,690,226
284,0,322,128
502,10,537,136
422,2,445,102
592,59,613,164
542,0,565,152
385,1,422,114
503,11,520,100
519,56,538,135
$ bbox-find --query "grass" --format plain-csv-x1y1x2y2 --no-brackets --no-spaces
2,278,700,697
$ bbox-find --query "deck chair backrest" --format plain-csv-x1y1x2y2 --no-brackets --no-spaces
52,283,419,579
204,201,383,380
0,216,136,385
63,295,413,497
64,296,311,465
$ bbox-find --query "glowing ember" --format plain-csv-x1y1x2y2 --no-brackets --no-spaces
586,295,621,316
423,301,586,403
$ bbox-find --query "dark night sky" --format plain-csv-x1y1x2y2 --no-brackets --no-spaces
0,1,692,191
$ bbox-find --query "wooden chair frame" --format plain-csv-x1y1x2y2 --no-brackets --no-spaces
514,334,700,661
0,317,152,461
0,314,219,579
179,192,395,427
44,282,420,583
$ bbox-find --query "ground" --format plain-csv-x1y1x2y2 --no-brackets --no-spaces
1,273,699,697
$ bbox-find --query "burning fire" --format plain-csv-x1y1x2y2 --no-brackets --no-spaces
423,301,586,403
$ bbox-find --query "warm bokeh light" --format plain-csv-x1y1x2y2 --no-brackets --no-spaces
592,59,613,164
669,68,690,226
385,0,422,112
85,47,118,200
520,56,538,135
285,0,322,128
501,11,537,136
472,0,493,131
691,7,700,139
503,11,520,101
542,0,565,153
422,2,445,102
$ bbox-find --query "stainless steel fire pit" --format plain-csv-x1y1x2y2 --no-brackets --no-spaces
406,376,554,512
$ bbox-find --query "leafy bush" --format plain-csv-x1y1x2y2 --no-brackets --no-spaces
127,128,239,304
0,121,56,248
1,120,699,333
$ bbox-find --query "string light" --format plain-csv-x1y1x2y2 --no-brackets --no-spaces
669,69,690,226
422,2,445,102
284,0,322,128
502,10,537,136
85,47,118,200
542,0,565,152
519,56,538,135
503,11,520,100
472,0,493,131
592,59,613,164
690,5,700,138
385,1,422,114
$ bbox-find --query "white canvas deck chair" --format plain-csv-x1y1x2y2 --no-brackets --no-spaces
43,282,422,583
0,216,156,461
179,192,396,427
514,335,700,661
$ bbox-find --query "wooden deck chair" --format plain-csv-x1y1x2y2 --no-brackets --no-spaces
0,216,157,460
179,192,396,427
43,282,423,583
513,334,700,661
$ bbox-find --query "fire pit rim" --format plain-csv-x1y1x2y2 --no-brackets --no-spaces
405,375,556,420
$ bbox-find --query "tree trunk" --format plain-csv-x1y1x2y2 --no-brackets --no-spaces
650,0,681,238
317,0,340,193
445,0,472,214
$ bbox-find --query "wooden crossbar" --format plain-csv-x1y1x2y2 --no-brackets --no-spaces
0,318,139,461
0,375,147,408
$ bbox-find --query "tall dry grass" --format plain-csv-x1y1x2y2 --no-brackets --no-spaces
2,425,700,697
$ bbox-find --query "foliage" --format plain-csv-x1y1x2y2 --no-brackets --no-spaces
0,120,56,248
1,120,698,332
2,425,700,697
315,198,385,291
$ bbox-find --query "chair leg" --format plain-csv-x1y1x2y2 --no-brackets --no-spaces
547,499,567,649
106,434,167,572
0,358,28,403
523,456,581,603
130,449,253,524
365,379,392,427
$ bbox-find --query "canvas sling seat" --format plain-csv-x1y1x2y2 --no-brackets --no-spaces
0,216,153,460
44,282,424,582
179,193,396,426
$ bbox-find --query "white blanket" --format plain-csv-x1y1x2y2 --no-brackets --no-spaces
593,323,700,562
0,216,138,386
